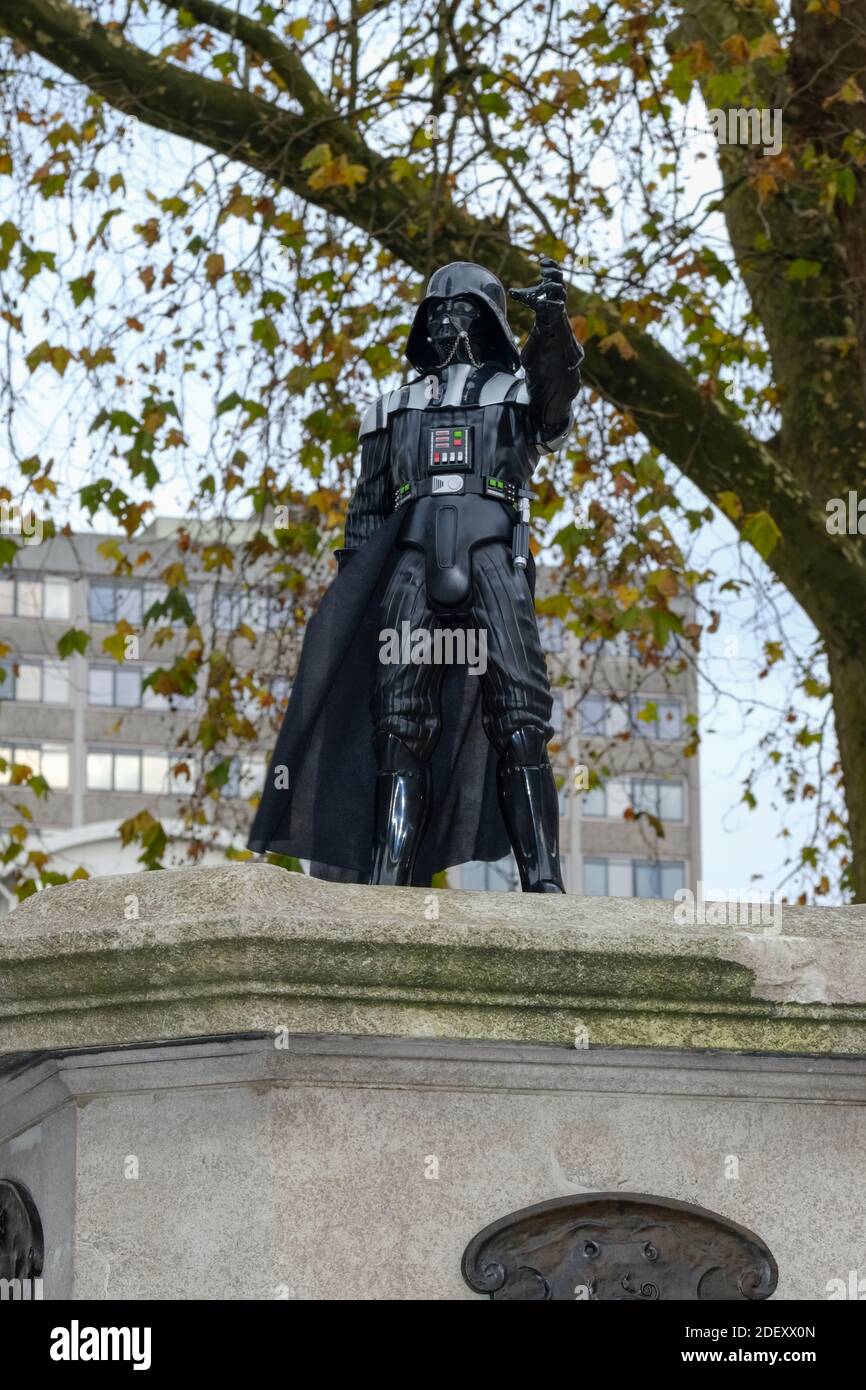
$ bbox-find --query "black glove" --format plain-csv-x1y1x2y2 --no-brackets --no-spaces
508,257,568,328
334,548,356,574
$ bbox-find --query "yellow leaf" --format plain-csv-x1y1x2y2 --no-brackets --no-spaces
599,331,637,360
717,490,743,521
306,154,368,191
750,32,781,60
823,74,866,107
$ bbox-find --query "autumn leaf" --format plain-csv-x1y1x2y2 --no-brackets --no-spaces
750,32,781,60
823,75,866,107
205,252,225,285
742,511,782,559
721,34,750,65
717,490,743,521
599,331,637,360
134,217,160,246
102,620,137,662
301,144,367,191
57,628,90,658
69,273,95,306
25,340,73,376
251,317,280,354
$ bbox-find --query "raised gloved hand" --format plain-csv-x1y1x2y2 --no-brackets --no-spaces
508,257,568,327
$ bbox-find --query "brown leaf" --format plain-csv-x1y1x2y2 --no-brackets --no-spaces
205,252,225,285
599,330,637,360
721,34,750,65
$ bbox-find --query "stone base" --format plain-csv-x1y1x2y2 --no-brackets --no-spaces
2,1033,864,1300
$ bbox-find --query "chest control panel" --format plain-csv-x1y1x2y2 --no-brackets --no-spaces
428,426,472,472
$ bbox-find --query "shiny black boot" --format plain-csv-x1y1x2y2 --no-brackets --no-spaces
497,727,565,893
368,732,432,886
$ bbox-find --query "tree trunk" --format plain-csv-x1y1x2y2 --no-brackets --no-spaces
826,643,866,901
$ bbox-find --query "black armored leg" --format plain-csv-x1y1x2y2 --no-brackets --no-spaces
470,544,564,894
369,732,432,886
496,727,565,894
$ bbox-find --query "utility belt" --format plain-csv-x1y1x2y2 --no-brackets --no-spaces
394,474,534,570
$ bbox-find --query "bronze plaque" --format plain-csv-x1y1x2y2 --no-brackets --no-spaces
462,1192,778,1301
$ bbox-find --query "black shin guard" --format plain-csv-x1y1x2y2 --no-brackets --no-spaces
496,727,565,893
368,732,432,886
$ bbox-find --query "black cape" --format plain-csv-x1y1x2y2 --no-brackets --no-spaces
248,510,535,882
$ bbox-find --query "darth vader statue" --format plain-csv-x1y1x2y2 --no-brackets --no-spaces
249,258,583,891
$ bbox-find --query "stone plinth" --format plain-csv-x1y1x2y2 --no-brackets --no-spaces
2,862,866,1055
1,865,865,1300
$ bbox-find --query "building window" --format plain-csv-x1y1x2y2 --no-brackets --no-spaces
0,660,70,704
582,780,632,819
0,742,70,789
86,748,194,793
580,694,608,735
87,663,196,710
0,575,71,620
583,857,609,896
223,755,266,799
629,778,685,822
539,616,565,653
633,860,686,899
629,696,683,740
583,856,685,898
550,691,565,734
88,664,144,708
89,581,145,626
214,586,289,634
89,581,171,626
459,856,520,891
88,667,115,706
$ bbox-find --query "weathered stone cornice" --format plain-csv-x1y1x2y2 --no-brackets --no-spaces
2,863,865,1056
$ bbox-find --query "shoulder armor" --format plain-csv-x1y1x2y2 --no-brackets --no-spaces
479,369,526,406
358,367,529,436
359,380,426,437
359,391,392,438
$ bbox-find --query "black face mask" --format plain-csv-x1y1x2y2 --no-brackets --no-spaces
426,297,489,367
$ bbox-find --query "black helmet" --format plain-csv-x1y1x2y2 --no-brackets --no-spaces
405,261,521,373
